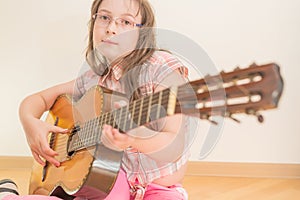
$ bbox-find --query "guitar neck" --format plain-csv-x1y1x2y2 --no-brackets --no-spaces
67,63,283,153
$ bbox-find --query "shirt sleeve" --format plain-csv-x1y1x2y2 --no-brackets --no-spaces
154,51,189,86
137,51,189,96
73,69,100,101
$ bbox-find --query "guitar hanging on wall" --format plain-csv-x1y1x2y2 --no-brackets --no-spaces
29,63,284,199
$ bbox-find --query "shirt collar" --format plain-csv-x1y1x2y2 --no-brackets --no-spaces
101,63,123,82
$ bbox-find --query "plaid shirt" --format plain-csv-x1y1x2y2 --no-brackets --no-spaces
75,50,190,185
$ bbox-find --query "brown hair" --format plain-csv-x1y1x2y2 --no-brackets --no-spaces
86,0,157,75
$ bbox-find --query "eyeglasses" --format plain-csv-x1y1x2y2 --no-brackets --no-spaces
92,13,143,30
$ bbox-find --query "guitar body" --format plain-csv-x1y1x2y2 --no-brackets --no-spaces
29,86,125,199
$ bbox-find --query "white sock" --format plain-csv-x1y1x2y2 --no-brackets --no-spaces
0,182,18,200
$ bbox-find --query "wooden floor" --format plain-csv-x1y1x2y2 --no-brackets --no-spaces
0,168,300,200
184,175,300,199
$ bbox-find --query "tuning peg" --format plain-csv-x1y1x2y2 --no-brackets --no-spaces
247,109,264,123
229,114,241,123
202,113,218,125
204,74,211,79
208,118,218,125
224,111,241,123
256,112,264,123
250,62,257,67
234,66,240,71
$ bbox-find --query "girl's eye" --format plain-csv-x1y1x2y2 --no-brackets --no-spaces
121,19,133,26
100,15,110,21
125,20,132,25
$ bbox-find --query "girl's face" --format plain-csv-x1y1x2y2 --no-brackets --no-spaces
93,0,142,63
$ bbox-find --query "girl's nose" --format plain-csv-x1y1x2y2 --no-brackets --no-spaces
106,21,117,35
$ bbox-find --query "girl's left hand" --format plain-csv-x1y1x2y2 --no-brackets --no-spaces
101,124,135,151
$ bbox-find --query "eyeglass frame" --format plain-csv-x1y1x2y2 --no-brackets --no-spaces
92,13,143,29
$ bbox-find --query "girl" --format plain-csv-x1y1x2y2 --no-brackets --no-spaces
0,0,190,199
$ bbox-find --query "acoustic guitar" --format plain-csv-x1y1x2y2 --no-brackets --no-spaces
29,63,284,199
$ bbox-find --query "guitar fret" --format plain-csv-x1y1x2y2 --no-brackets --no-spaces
118,107,124,131
163,90,169,116
110,112,115,130
86,121,89,148
156,91,163,120
137,97,143,127
77,124,83,148
98,114,104,143
90,118,97,145
85,119,92,148
87,119,93,146
109,112,112,125
129,99,141,130
152,92,162,121
85,121,90,147
112,110,116,128
104,112,108,126
84,120,90,148
122,106,128,131
140,97,149,125
93,118,98,145
123,106,129,132
148,93,157,122
146,94,153,123
119,107,123,130
130,100,136,130
91,119,97,145
76,126,83,150
113,109,119,129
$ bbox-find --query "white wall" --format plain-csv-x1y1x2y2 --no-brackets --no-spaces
0,0,299,164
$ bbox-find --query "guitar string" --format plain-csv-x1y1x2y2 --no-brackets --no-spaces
57,73,265,150
53,93,165,151
80,91,169,148
68,89,171,150
67,86,202,151
46,72,264,153
50,86,195,151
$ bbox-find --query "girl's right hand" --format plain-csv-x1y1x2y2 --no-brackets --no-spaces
18,80,75,167
23,116,69,167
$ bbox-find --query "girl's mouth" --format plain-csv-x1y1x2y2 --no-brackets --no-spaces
102,39,118,45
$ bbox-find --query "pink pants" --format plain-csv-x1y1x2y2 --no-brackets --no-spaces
4,170,187,200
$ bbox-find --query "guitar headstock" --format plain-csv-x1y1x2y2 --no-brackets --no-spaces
175,63,284,123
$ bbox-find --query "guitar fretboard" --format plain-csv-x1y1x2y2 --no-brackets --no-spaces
68,88,172,152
